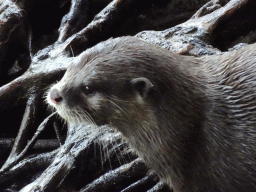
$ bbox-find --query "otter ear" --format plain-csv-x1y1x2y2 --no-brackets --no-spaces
130,77,153,98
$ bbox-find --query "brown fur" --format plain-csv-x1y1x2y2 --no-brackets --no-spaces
48,36,256,191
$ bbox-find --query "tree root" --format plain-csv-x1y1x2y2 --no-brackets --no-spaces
0,0,256,191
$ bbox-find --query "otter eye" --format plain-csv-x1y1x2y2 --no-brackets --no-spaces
83,85,95,95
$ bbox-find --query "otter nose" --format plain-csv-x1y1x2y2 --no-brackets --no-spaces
50,88,63,104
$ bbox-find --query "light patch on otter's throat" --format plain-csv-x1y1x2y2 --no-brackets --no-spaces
84,93,104,110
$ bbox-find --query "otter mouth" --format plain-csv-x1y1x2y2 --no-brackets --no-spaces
50,104,99,126
46,89,107,126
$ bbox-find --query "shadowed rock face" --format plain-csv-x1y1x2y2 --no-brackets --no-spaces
48,36,256,191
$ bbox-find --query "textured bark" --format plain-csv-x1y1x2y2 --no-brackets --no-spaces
0,0,255,191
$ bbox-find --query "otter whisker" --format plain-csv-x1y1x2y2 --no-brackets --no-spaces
111,139,123,165
111,137,129,165
81,106,97,127
101,129,109,169
99,140,104,169
70,107,92,125
107,98,131,119
106,95,130,103
79,108,107,168
103,141,112,170
73,110,82,124
104,99,135,165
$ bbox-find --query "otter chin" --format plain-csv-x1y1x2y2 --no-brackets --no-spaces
47,36,256,192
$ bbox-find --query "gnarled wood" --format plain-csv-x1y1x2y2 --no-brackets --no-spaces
0,0,255,191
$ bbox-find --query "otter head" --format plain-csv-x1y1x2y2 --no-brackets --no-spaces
47,37,206,190
47,37,159,136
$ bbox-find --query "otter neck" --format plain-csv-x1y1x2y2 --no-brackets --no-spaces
156,60,207,190
123,57,208,190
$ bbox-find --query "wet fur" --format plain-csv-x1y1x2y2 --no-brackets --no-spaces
48,36,256,191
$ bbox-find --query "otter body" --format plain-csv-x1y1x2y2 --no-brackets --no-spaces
47,36,256,191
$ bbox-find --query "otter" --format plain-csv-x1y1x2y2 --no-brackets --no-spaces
47,36,256,192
